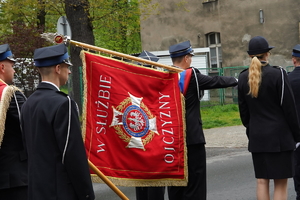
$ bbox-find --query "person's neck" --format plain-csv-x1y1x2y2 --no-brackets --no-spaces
260,60,269,66
41,78,60,89
173,63,189,70
42,81,60,91
0,78,6,85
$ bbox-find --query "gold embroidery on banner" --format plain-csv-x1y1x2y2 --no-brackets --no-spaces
112,94,158,148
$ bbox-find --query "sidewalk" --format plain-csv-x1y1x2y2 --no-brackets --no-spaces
204,125,248,148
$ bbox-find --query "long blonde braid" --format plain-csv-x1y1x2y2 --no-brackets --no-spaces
248,55,263,98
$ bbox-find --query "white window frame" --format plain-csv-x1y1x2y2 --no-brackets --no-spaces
207,32,222,71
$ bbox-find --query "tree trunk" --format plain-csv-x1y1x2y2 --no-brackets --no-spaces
65,0,95,113
37,0,46,32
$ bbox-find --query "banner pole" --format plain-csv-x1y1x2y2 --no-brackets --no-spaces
69,40,183,73
88,160,129,200
40,33,182,72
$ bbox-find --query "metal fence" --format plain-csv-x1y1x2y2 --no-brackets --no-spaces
198,65,294,107
195,66,248,107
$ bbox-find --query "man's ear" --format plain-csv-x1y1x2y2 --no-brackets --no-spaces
0,62,5,73
55,64,61,74
292,57,297,65
184,55,188,63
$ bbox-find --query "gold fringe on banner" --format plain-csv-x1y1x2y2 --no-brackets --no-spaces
90,175,188,187
80,50,188,187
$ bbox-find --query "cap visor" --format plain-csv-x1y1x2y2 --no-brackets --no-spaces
7,57,16,62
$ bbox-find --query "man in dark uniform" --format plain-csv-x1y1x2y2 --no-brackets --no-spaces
167,41,237,200
0,44,28,199
21,44,95,200
288,44,300,200
135,50,166,200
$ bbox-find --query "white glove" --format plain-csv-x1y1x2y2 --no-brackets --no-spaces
296,142,300,149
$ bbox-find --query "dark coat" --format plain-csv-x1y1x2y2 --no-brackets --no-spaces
288,67,300,125
21,82,95,200
185,67,238,145
0,91,27,190
238,65,300,152
288,66,300,199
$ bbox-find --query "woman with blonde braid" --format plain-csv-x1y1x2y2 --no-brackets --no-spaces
238,36,300,200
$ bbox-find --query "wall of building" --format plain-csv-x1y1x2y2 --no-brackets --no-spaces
140,0,300,68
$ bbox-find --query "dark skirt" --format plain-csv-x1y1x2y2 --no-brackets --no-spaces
251,150,294,179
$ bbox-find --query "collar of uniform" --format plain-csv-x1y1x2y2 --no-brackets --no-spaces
293,66,300,71
41,81,60,91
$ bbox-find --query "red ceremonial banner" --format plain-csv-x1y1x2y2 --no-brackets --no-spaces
81,51,187,186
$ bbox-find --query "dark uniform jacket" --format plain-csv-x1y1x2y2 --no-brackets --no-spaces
288,66,300,200
184,67,237,145
288,67,300,125
238,64,300,152
0,91,27,190
21,82,95,200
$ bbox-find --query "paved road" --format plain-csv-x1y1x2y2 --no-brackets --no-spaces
206,148,297,200
93,126,298,199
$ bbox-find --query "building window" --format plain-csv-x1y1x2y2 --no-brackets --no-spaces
203,0,217,3
207,32,222,70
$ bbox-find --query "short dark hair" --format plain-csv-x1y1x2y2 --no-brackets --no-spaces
171,55,185,64
37,65,55,76
293,56,300,63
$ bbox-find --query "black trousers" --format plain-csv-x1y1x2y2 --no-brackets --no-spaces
136,186,165,200
294,147,300,200
168,143,206,200
0,186,28,200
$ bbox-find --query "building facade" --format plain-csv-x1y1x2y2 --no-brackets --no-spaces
140,0,300,70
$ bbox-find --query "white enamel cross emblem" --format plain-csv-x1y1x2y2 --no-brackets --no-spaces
110,93,159,150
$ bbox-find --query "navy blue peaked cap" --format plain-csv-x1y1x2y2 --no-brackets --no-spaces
292,44,300,57
247,36,274,55
34,44,72,67
138,50,159,62
169,41,194,58
0,44,16,62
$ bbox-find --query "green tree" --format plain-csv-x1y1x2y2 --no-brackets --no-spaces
0,22,51,96
0,0,63,34
0,0,160,106
91,0,142,53
65,0,95,112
